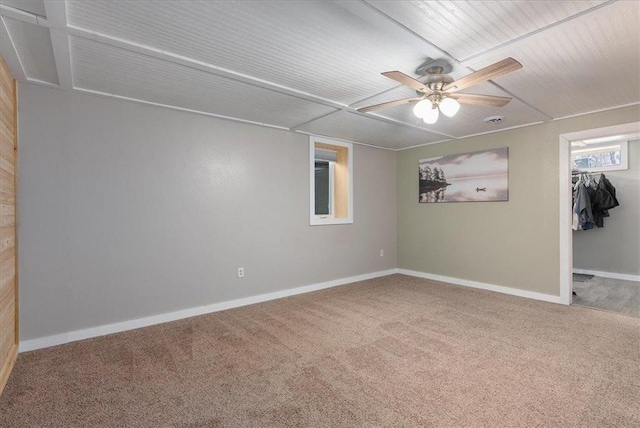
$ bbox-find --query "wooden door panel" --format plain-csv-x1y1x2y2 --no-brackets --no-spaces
0,55,18,396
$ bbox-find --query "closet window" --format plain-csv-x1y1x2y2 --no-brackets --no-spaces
571,139,628,172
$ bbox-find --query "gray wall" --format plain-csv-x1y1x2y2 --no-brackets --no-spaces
573,140,640,276
18,84,397,340
397,105,640,297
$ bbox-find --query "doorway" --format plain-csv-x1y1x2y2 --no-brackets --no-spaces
559,122,640,316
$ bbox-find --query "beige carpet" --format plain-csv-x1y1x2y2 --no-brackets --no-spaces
1,274,639,427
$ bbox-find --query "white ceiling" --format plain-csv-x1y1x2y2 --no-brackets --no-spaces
0,0,638,150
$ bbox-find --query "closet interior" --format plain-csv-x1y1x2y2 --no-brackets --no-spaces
570,136,639,317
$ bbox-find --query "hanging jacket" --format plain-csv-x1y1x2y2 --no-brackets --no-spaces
585,184,601,228
599,173,619,214
573,182,594,230
585,174,619,227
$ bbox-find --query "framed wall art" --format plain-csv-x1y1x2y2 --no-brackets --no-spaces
419,147,509,203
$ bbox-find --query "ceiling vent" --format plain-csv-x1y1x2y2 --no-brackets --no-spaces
484,116,505,124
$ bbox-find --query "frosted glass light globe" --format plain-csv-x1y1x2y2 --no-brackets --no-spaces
423,106,439,124
412,99,432,118
439,97,460,117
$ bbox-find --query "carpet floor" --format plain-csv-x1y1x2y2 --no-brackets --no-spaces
1,274,639,427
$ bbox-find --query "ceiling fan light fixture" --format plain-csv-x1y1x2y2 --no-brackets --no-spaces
439,97,460,117
361,58,521,117
423,106,439,124
412,99,432,118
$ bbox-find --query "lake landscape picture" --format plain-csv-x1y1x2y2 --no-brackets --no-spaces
419,147,509,203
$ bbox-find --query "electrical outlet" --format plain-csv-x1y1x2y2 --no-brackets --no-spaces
380,249,384,257
237,267,244,278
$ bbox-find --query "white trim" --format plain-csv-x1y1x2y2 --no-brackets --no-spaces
0,4,38,25
398,269,565,305
47,30,73,89
560,122,640,142
20,269,399,352
389,138,454,151
73,87,290,131
552,102,640,122
65,25,344,111
67,21,450,141
559,135,573,305
294,130,396,151
366,111,455,139
395,121,546,152
0,16,27,81
451,121,546,141
22,78,60,89
328,160,335,215
44,1,73,90
573,268,640,283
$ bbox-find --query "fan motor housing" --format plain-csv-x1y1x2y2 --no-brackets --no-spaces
416,59,453,76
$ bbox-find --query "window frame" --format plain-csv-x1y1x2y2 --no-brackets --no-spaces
570,140,629,173
313,159,335,217
309,136,353,226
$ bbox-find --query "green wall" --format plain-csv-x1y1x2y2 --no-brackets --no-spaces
397,104,640,297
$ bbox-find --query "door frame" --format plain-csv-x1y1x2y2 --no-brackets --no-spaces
558,121,640,305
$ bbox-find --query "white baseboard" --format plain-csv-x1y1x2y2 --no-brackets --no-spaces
397,269,565,305
573,268,640,282
19,268,399,353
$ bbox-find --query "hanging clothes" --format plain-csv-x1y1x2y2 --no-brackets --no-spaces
599,173,620,210
572,172,619,230
591,173,619,227
573,180,594,230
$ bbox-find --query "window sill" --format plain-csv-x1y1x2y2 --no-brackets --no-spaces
310,216,353,226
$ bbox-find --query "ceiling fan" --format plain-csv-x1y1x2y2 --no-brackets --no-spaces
357,58,523,124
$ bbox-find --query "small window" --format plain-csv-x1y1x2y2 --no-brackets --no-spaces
309,136,353,225
571,139,628,172
314,157,334,216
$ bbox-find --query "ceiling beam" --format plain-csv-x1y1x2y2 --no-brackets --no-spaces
74,87,291,131
0,3,451,139
62,23,452,138
293,129,405,151
0,4,37,25
65,24,345,111
43,1,72,89
289,108,454,139
0,16,27,81
0,1,524,148
48,29,72,88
